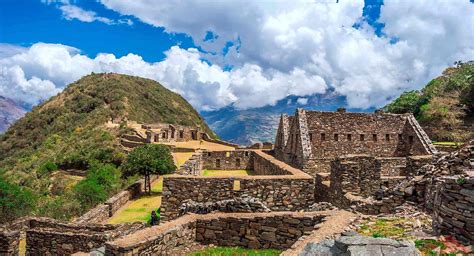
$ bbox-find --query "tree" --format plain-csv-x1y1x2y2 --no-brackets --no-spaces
0,178,36,223
122,144,176,193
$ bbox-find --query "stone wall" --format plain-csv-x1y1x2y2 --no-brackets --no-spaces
0,217,144,255
161,176,314,221
274,109,435,176
105,212,329,255
330,155,381,197
430,176,473,244
305,111,430,158
378,157,407,176
26,219,144,255
0,230,20,255
161,152,314,221
76,175,158,224
253,150,292,175
177,151,203,175
195,213,324,249
201,150,253,170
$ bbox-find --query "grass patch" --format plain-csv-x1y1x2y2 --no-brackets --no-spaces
432,141,463,146
19,238,26,256
202,170,253,177
357,217,417,240
108,177,163,224
188,247,282,256
415,238,472,256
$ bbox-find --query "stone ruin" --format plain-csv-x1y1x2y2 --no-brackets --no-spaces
274,108,436,175
1,109,472,255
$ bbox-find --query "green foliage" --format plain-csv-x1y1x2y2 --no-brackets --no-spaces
384,62,474,141
37,161,58,178
122,144,176,177
73,163,122,209
188,247,282,256
456,177,466,185
384,91,422,114
0,73,217,220
0,177,36,223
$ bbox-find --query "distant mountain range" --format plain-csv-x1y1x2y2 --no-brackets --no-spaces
0,96,27,133
201,92,374,146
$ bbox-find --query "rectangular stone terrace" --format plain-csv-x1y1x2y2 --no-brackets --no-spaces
161,150,315,220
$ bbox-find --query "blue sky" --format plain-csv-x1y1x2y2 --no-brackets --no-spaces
0,0,473,111
1,0,384,62
1,0,196,62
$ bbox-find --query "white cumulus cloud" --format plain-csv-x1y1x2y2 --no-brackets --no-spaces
0,43,327,110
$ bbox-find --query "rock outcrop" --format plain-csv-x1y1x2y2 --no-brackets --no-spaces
300,233,420,256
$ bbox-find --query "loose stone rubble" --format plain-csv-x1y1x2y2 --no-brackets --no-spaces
300,232,420,256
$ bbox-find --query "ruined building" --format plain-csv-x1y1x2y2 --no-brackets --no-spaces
274,108,437,175
143,123,204,143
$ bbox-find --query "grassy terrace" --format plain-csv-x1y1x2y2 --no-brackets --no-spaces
202,169,253,177
108,177,164,224
188,247,282,256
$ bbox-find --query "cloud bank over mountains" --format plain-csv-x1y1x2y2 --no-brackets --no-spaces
1,0,473,110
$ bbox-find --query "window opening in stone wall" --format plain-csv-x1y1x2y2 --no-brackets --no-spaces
179,130,184,138
334,134,339,141
398,134,403,140
373,134,377,142
154,135,159,142
233,180,241,191
216,159,221,168
171,131,175,139
162,132,166,139
386,134,390,141
360,134,365,141
236,158,241,167
207,152,212,157
347,134,352,141
309,133,313,142
408,136,414,144
321,133,326,141
245,151,249,157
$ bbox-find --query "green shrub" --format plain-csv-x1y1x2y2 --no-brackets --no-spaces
0,178,36,223
37,161,58,178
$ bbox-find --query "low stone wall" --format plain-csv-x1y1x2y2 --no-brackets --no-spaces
377,157,407,176
162,152,314,221
177,152,202,175
253,150,292,175
405,155,434,176
76,175,158,224
106,191,132,217
26,219,144,255
74,204,110,224
196,213,323,249
105,212,329,255
330,155,381,198
202,150,253,170
431,176,474,244
0,217,145,255
105,215,197,255
0,230,20,255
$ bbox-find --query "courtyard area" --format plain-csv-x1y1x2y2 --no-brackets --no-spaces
108,177,163,224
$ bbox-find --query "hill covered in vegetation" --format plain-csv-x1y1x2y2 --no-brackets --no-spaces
0,73,216,222
384,62,473,142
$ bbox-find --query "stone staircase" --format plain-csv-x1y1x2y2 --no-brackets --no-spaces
407,115,437,155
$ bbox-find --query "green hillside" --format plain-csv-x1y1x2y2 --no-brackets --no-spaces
385,61,473,142
0,73,216,222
